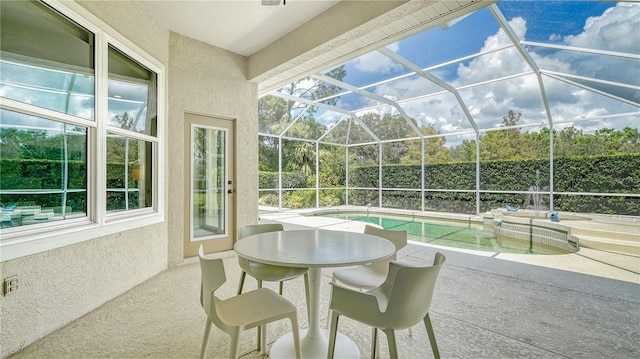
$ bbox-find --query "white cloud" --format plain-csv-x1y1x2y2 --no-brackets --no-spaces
353,43,402,74
366,3,639,139
401,93,471,133
371,75,443,104
440,4,637,131
453,18,530,86
316,111,341,126
548,33,563,42
293,78,316,93
564,2,640,53
557,2,640,92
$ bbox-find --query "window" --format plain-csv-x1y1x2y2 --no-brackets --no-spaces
106,134,152,211
1,0,93,229
0,109,88,226
106,46,157,213
0,0,95,119
0,0,163,260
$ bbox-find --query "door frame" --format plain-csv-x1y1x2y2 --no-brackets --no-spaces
183,111,236,257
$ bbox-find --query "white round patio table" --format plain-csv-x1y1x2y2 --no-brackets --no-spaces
234,229,395,359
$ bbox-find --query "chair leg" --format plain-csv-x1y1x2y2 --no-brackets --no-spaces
370,328,378,359
229,328,242,359
279,281,284,295
326,275,336,328
290,316,302,359
200,320,212,359
424,313,440,359
383,329,398,359
260,324,267,355
408,326,413,337
256,279,263,352
327,312,340,359
236,271,246,295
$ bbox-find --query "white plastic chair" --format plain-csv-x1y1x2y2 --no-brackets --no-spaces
236,223,309,351
331,225,407,289
327,253,446,359
198,245,301,359
328,225,408,335
237,224,309,297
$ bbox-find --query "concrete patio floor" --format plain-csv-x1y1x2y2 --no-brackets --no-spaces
8,210,640,359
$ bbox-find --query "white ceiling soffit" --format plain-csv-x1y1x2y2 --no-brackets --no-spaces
141,0,340,57
255,0,494,94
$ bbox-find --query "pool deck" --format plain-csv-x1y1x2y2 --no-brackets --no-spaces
259,207,640,284
10,207,639,359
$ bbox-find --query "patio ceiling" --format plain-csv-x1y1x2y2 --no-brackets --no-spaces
141,0,341,57
142,0,491,92
259,1,640,145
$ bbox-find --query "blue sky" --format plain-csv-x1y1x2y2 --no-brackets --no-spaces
2,1,635,142
498,1,615,42
305,1,639,142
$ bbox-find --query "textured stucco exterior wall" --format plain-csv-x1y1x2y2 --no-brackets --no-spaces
167,32,259,267
77,0,170,64
1,1,259,356
1,1,171,357
0,226,167,358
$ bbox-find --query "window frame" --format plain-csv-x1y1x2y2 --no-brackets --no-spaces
0,0,165,262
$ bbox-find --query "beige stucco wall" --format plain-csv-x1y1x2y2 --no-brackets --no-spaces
0,0,258,357
167,32,259,266
0,225,168,358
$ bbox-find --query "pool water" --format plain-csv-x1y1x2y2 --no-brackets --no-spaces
319,213,571,255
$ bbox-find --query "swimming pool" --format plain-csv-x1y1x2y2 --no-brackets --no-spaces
314,211,573,255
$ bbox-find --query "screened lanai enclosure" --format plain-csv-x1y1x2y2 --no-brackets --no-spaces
258,0,640,216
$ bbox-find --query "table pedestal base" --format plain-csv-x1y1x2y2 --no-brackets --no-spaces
269,328,359,359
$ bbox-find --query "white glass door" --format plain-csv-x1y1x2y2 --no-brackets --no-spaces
184,113,234,257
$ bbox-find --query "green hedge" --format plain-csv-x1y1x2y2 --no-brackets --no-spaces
1,158,86,189
0,158,145,212
0,158,148,190
259,171,308,189
0,159,87,211
259,155,640,214
347,154,640,215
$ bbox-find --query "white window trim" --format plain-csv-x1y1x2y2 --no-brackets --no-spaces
0,0,165,262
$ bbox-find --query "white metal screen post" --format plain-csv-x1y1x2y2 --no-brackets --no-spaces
378,142,383,208
315,141,320,208
278,136,283,210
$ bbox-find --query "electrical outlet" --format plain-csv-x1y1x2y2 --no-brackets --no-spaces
3,276,18,296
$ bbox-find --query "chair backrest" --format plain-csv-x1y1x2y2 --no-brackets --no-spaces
364,225,407,272
238,223,284,240
376,252,446,329
198,245,227,317
236,223,284,273
364,225,407,255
